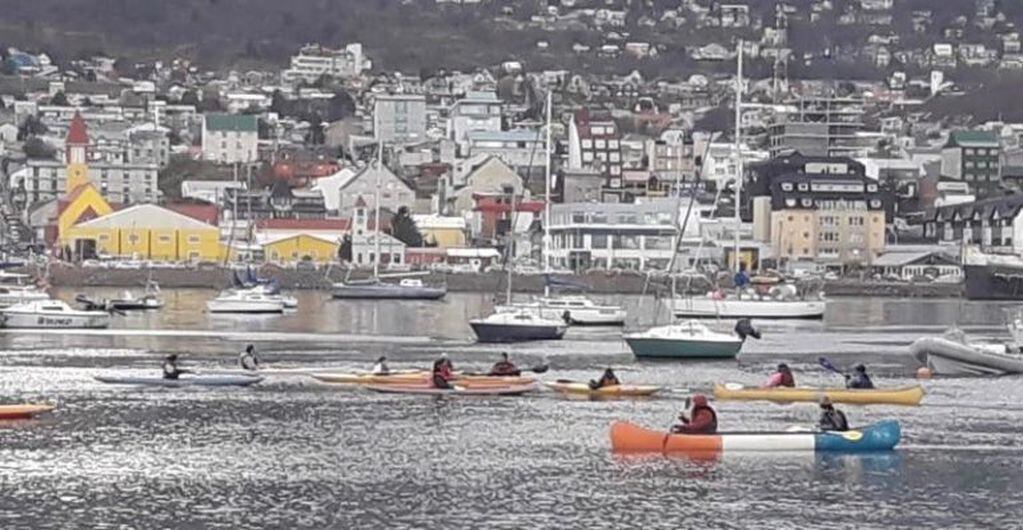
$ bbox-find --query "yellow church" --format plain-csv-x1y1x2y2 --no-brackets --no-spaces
56,112,224,262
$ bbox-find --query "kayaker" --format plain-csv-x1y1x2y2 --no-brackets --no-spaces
763,363,795,388
845,364,874,389
589,367,620,390
432,355,455,389
372,356,390,375
818,396,849,432
671,394,718,434
239,344,260,371
489,352,520,376
162,354,189,380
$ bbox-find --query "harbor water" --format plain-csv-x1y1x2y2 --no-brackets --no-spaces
1,289,1022,528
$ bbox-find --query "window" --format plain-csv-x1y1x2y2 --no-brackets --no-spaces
582,139,593,149
188,235,201,244
127,234,140,244
965,148,975,155
867,184,878,192
786,198,797,207
595,139,607,149
797,183,809,191
591,234,608,248
781,182,794,191
801,198,812,207
583,152,594,162
608,140,620,148
159,235,171,243
621,235,640,249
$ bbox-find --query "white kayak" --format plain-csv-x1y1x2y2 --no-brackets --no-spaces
94,375,264,387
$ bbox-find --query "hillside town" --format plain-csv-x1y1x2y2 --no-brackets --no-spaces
1,0,1022,288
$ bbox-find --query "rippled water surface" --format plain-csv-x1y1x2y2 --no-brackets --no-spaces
1,289,1022,528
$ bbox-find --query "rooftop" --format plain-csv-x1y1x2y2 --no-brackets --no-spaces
205,113,258,133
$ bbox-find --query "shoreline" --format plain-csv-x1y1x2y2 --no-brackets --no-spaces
36,265,965,298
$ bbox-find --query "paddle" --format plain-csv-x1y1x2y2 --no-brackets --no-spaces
467,364,549,377
818,357,845,377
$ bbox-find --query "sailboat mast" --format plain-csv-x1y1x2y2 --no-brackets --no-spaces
733,39,744,275
373,143,383,280
543,90,553,297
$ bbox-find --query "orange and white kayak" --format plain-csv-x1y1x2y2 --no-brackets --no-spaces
545,381,661,397
311,372,535,388
0,404,54,420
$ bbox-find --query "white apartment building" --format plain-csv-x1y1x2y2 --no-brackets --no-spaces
282,43,371,83
448,91,503,150
202,114,258,164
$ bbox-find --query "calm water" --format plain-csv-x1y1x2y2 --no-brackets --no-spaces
1,289,1022,528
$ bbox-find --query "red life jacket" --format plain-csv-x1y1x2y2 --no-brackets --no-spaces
780,371,795,387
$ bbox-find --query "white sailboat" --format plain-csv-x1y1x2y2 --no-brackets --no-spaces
1,299,111,329
331,144,447,300
672,40,825,320
493,91,627,326
0,271,50,308
206,289,285,314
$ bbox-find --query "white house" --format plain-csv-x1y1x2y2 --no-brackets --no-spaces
202,114,258,164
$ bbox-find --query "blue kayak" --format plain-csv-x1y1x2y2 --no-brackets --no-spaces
95,375,264,387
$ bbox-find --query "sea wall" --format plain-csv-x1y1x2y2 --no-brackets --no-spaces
37,265,965,298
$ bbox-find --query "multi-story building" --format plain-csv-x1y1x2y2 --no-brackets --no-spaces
282,43,370,83
757,171,890,268
940,130,1001,198
547,200,681,272
769,96,866,158
567,109,622,179
13,113,158,205
202,114,258,164
374,94,428,143
465,129,545,176
448,91,503,150
923,195,1023,254
647,135,696,182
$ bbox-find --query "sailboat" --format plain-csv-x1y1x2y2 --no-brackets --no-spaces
671,40,825,320
331,144,446,300
470,100,567,343
492,91,627,326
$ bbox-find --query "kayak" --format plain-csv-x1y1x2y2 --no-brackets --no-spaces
545,381,661,397
0,404,54,419
364,383,536,396
713,383,925,406
95,375,264,387
311,372,535,387
610,420,902,454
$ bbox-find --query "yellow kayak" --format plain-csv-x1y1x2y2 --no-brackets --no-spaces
545,381,661,397
713,383,924,406
311,372,535,388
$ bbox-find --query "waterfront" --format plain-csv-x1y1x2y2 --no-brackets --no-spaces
2,290,1023,528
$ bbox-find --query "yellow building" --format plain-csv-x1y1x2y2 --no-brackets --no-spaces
62,204,223,262
411,214,467,248
263,234,339,265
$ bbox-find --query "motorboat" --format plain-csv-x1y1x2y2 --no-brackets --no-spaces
206,289,285,314
109,281,164,310
227,268,298,308
1,299,111,329
495,295,626,326
909,327,1023,376
0,271,50,307
624,320,745,359
331,277,447,300
245,283,298,309
469,310,568,343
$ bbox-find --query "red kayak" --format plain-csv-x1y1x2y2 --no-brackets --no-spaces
364,383,536,396
0,404,54,420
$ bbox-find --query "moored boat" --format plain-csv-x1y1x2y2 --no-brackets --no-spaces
0,300,111,329
545,381,661,397
712,383,924,406
310,372,534,387
610,420,902,454
624,320,745,359
673,293,826,319
0,404,54,419
470,310,568,343
0,271,49,308
94,374,264,387
331,278,447,300
909,336,1023,376
206,289,285,314
364,382,536,396
495,295,626,326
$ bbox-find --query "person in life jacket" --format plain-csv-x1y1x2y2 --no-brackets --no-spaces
818,396,850,432
763,363,796,388
239,344,260,371
589,367,620,390
162,354,190,380
372,356,390,375
432,355,455,389
845,364,874,389
672,394,718,434
488,352,520,377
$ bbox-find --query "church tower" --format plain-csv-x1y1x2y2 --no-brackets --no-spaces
65,111,90,192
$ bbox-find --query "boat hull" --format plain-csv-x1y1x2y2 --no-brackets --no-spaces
331,284,446,300
673,298,826,319
909,337,1023,375
610,420,901,454
470,322,567,343
713,383,924,406
495,303,626,326
625,337,743,359
206,300,284,313
964,264,1023,300
545,382,661,397
0,404,54,419
0,311,110,329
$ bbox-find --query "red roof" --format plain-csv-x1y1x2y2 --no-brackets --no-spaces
66,111,89,145
255,218,351,230
166,202,220,225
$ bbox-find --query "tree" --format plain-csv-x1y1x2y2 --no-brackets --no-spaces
50,91,69,106
179,90,201,106
390,206,424,247
17,115,48,140
306,117,325,145
23,137,56,159
338,234,353,262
